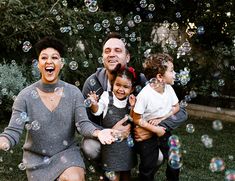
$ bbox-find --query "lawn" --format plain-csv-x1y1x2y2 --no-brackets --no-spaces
0,116,234,181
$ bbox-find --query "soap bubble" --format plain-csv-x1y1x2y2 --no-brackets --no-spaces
209,157,225,172
212,120,223,131
186,124,195,133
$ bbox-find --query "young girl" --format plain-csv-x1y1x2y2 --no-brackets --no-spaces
87,66,137,181
132,53,180,181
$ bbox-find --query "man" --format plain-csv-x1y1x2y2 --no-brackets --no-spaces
81,32,188,180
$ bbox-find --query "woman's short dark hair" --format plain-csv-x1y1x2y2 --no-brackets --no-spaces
35,36,65,57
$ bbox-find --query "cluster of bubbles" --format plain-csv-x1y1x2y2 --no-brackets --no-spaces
14,112,41,131
127,134,134,147
22,41,32,52
175,67,190,86
201,134,213,148
209,157,225,172
168,135,183,169
180,90,197,108
105,171,116,180
84,0,99,13
177,41,192,58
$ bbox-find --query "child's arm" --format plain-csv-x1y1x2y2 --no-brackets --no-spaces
132,111,166,137
129,94,136,118
87,91,99,113
149,103,180,126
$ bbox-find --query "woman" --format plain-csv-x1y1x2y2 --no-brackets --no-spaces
0,36,116,181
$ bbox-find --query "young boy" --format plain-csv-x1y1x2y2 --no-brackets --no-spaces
132,53,181,181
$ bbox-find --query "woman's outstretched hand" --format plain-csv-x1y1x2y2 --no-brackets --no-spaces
0,137,10,151
96,129,120,145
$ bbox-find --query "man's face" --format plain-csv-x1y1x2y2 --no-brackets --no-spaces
102,38,130,72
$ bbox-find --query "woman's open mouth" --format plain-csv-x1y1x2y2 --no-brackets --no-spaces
45,67,55,74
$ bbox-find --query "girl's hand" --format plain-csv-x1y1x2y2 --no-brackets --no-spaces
87,91,99,105
129,94,136,107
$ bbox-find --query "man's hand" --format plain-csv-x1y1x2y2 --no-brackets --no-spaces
148,117,163,126
134,126,154,142
112,115,131,131
112,115,131,139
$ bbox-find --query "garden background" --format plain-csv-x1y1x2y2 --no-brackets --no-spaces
0,0,234,180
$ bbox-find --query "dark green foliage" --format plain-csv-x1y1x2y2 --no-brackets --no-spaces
0,0,234,115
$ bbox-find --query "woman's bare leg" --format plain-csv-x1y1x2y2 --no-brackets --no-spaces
58,166,85,181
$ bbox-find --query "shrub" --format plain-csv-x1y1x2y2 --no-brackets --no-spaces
0,60,29,121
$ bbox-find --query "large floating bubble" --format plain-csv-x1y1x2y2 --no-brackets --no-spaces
209,157,225,172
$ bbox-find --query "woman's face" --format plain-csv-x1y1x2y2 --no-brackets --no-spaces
113,76,133,100
37,47,63,84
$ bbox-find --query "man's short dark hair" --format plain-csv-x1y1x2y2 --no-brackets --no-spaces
102,32,129,54
35,36,65,57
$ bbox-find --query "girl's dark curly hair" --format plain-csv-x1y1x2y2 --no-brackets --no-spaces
143,53,173,80
112,64,137,87
34,36,65,57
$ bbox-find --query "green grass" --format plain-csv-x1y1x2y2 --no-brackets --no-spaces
0,116,235,181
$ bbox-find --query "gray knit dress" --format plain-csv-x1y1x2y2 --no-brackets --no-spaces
0,80,98,181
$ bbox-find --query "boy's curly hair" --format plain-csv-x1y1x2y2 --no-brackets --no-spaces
143,53,173,80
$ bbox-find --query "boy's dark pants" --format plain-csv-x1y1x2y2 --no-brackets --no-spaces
159,131,180,181
136,132,179,181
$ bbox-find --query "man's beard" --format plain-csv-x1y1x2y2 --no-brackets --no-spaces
110,63,122,74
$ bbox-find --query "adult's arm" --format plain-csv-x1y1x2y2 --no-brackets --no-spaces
134,107,188,141
82,74,104,127
134,126,154,141
0,90,26,148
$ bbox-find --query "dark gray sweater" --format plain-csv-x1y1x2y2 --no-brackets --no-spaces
0,80,98,180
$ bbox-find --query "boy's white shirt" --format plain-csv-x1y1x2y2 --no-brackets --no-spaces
92,91,128,118
134,83,178,121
